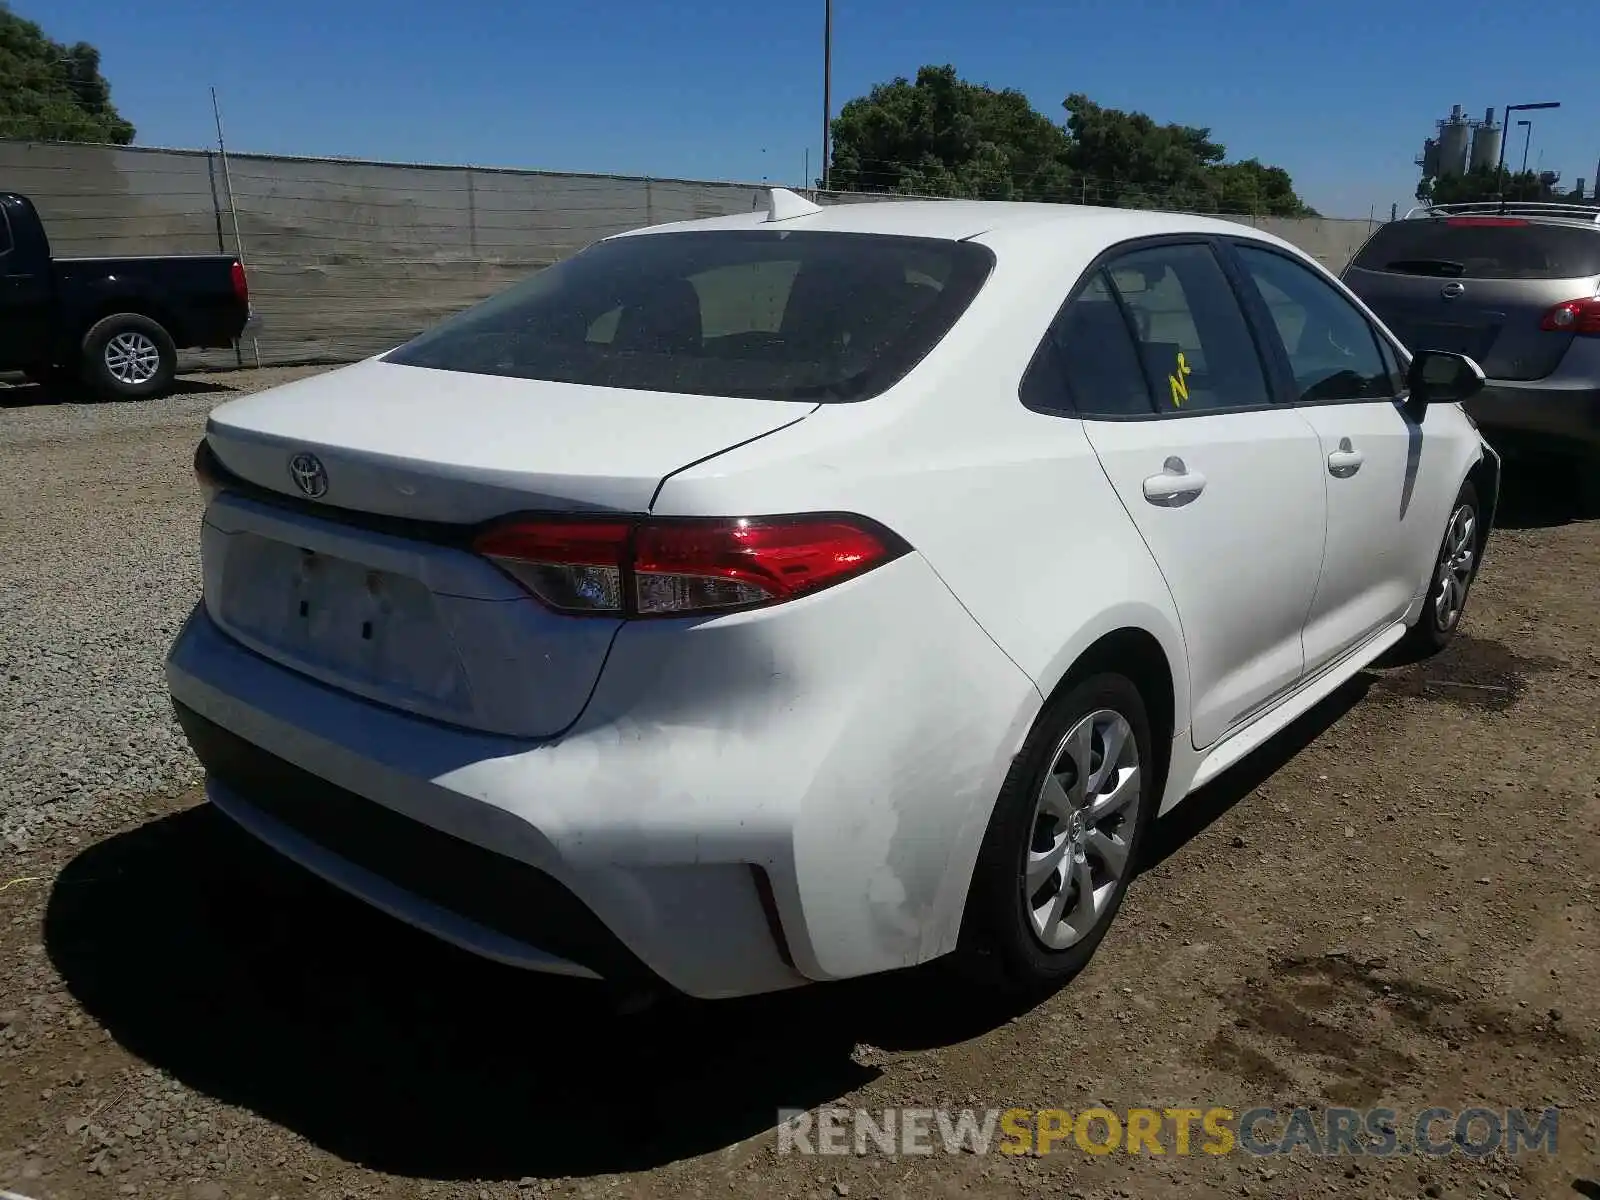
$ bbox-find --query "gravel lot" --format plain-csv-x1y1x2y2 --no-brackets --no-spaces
0,368,327,854
1,369,1597,1200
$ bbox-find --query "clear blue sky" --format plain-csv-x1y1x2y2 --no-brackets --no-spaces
35,0,1599,219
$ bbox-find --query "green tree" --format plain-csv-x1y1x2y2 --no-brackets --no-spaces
1208,160,1314,217
827,65,1075,200
826,67,1316,217
1421,165,1586,207
0,4,134,144
1059,92,1222,210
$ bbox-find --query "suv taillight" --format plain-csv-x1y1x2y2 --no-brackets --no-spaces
230,260,248,306
1539,297,1600,335
473,515,908,617
193,439,224,504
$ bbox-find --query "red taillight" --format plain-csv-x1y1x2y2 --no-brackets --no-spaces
1445,217,1529,227
472,515,905,617
634,518,896,614
1539,297,1600,335
230,260,248,306
474,521,631,614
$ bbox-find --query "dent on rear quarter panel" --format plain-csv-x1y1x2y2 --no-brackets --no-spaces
539,552,1040,982
787,586,1042,975
778,554,1043,978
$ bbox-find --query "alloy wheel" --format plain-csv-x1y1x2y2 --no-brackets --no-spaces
1434,503,1476,631
104,332,162,386
1023,708,1141,950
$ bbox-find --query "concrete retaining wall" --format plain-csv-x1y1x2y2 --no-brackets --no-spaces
0,139,1379,369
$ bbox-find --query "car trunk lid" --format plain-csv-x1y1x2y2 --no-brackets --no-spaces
198,358,814,736
204,358,814,520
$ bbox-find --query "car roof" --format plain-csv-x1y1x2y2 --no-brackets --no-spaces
1398,202,1600,232
1396,216,1600,233
610,196,1306,260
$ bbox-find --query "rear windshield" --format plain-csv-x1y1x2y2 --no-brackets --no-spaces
1349,219,1600,280
385,230,994,402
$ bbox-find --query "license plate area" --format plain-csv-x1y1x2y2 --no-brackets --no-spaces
1399,320,1500,360
217,533,468,708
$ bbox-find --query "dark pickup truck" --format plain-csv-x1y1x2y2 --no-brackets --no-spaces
0,190,250,400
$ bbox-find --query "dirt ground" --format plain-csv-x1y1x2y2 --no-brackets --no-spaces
1,371,1597,1200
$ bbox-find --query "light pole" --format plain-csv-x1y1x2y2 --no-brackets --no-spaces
1517,120,1533,174
1495,101,1560,207
821,0,832,191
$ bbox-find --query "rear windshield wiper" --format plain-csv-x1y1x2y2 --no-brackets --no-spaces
1382,258,1466,278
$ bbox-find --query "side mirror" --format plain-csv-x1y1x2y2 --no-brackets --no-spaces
1405,350,1485,421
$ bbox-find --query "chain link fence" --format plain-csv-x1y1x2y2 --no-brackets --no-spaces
1,138,1380,370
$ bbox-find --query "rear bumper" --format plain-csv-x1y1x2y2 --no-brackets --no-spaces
165,552,1040,999
178,702,630,983
170,298,250,350
1466,379,1600,456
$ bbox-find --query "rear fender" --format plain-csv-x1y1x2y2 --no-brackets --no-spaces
65,285,182,349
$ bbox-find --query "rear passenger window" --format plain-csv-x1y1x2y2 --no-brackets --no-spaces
1235,245,1394,403
1022,273,1154,417
0,210,11,256
1104,244,1271,413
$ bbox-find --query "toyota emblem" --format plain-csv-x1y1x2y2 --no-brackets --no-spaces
288,452,329,498
1440,281,1466,300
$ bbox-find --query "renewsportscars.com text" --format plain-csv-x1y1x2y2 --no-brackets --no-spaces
776,1105,1560,1159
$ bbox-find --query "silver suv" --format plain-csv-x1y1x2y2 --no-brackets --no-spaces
1343,202,1600,513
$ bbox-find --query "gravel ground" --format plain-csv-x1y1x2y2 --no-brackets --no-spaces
1,375,1597,1200
0,368,327,852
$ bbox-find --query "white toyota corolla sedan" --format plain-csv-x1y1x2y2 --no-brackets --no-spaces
167,190,1499,1000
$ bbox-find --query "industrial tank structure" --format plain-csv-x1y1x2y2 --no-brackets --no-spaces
1415,101,1585,203
1419,139,1441,178
1437,104,1473,177
1470,107,1502,172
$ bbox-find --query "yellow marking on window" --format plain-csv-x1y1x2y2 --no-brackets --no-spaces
1168,351,1193,407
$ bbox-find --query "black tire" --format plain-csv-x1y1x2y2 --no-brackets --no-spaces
960,671,1156,994
1401,479,1481,657
79,313,177,402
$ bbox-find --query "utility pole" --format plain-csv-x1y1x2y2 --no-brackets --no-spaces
1495,101,1560,209
821,0,832,191
211,87,251,369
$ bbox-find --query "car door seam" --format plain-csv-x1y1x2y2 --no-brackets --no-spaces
911,552,1045,707
646,406,820,512
1289,404,1335,655
1081,418,1196,714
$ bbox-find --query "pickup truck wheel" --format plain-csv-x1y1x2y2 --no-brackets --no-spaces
81,314,177,401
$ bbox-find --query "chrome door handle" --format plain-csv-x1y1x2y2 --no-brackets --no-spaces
1142,456,1207,507
1327,437,1364,479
